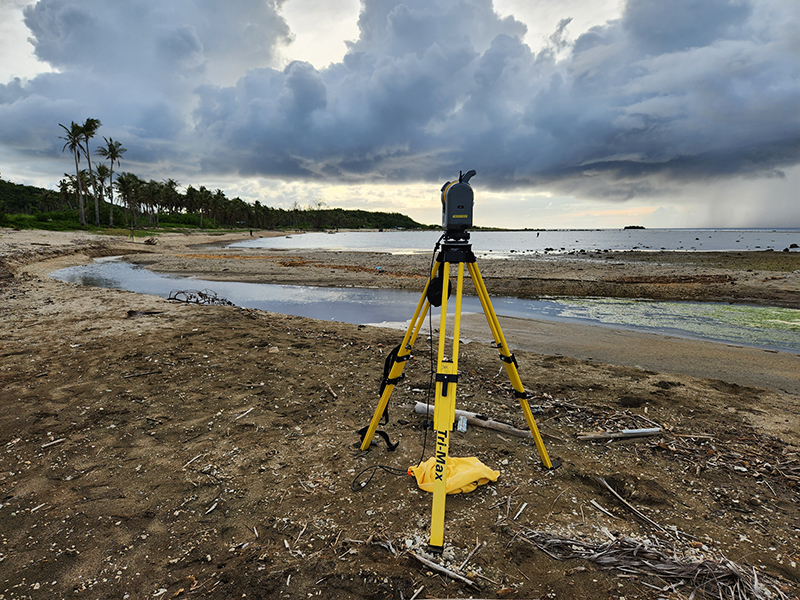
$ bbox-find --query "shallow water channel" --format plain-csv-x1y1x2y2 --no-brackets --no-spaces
50,258,800,354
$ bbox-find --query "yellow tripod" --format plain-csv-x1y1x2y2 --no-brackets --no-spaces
358,232,559,553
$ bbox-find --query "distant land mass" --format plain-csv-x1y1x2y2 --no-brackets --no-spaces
0,177,427,231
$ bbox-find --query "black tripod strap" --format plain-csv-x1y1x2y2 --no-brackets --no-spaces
499,352,519,368
356,426,399,452
379,344,410,423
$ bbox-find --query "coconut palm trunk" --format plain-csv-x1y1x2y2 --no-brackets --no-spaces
72,151,86,225
59,122,87,226
81,118,102,226
97,137,126,228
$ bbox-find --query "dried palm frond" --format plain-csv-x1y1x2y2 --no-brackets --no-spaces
510,527,790,600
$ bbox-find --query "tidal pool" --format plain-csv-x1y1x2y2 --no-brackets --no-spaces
50,258,800,354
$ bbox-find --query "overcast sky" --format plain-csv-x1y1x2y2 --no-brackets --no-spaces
1,0,798,228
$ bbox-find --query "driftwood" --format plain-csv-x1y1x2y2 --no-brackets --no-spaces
408,551,476,587
577,427,662,441
414,402,535,438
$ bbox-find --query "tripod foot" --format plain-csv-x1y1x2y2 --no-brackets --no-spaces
547,459,562,470
427,544,443,555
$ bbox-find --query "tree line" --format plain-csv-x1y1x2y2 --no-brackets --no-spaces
0,120,426,231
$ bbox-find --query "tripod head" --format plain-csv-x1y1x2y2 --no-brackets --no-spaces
441,169,476,233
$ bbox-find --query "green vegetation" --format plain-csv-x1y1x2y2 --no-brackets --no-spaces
0,176,425,231
0,118,427,232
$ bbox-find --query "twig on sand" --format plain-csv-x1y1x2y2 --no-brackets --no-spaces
595,477,666,533
589,499,619,520
123,369,162,379
409,551,476,587
42,438,66,448
459,539,485,571
182,454,204,469
234,407,254,420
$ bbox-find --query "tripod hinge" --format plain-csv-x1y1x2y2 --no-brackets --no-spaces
435,372,459,396
512,390,545,413
499,353,519,368
384,375,403,387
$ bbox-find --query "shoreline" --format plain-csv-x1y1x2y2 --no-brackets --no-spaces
4,227,800,306
2,227,798,598
3,227,797,396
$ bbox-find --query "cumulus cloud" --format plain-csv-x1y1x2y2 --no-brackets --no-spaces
1,0,799,205
0,0,290,162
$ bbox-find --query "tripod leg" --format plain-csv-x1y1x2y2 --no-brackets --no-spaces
359,261,438,451
429,262,465,551
467,262,557,470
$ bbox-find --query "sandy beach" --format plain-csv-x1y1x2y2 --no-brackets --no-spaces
1,228,798,599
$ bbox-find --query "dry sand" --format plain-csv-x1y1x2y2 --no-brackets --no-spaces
1,228,798,600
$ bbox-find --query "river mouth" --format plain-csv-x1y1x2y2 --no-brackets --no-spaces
49,258,800,354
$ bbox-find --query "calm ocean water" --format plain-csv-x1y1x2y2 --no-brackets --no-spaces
229,229,800,258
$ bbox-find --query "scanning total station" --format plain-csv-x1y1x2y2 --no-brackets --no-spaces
440,169,476,232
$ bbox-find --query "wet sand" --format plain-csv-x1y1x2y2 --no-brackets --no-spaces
4,227,799,399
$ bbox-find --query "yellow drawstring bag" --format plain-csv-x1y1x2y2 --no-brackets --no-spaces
409,456,499,495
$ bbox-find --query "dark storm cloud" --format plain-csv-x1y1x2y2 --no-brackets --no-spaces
1,0,798,200
623,0,752,54
190,0,800,196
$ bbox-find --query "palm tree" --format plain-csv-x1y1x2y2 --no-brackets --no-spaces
162,178,180,214
96,137,126,227
95,163,110,213
58,177,74,210
80,118,102,225
115,172,141,227
59,121,87,226
197,186,213,228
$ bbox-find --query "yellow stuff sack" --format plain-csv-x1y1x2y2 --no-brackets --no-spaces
409,456,499,494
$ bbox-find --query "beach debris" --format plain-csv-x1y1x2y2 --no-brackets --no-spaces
41,438,66,449
123,369,162,379
595,476,669,534
234,407,254,420
168,289,234,306
577,427,662,441
507,526,790,600
143,237,158,245
459,539,485,571
126,310,165,318
414,401,548,439
603,274,735,285
408,551,476,587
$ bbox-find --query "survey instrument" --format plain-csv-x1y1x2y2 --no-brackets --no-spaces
357,170,560,553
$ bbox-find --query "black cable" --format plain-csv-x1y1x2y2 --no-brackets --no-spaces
351,464,409,492
417,233,445,468
350,234,446,493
